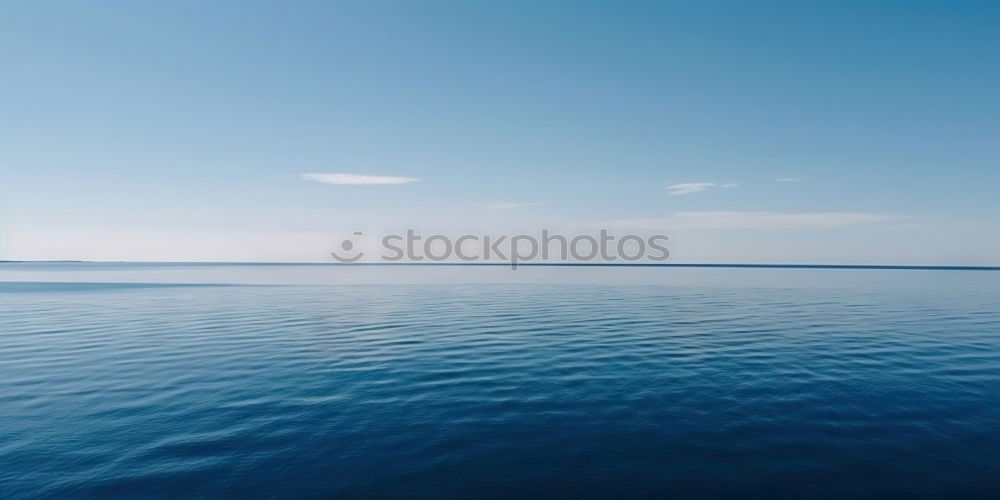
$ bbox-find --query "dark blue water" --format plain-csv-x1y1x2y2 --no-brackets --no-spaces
2,264,999,498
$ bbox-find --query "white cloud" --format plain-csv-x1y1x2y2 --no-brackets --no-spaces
489,201,545,210
667,182,717,195
302,173,419,185
609,211,906,230
775,177,803,183
721,182,741,189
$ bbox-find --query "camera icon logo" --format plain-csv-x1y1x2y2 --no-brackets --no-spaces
330,232,364,263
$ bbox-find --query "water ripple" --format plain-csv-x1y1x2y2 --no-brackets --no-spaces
1,280,999,497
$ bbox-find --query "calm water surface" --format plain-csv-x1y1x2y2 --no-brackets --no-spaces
1,263,999,498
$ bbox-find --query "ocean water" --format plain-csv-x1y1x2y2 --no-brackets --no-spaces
2,263,999,498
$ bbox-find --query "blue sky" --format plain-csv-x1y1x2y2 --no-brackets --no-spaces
2,0,998,263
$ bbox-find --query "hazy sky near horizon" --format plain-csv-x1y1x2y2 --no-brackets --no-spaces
2,0,998,263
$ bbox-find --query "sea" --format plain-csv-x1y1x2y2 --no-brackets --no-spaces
1,262,999,498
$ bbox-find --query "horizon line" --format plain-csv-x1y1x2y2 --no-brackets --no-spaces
2,261,999,271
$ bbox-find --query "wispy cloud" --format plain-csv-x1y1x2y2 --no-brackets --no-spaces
302,173,419,185
721,182,741,189
489,201,545,210
609,211,906,230
775,177,803,183
667,182,717,195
